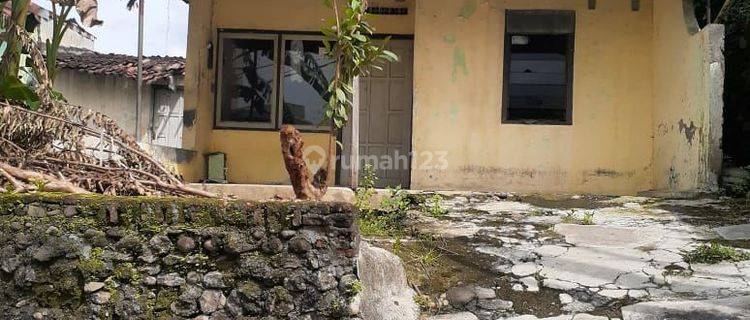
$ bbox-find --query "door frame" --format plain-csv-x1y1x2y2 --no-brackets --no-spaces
337,37,415,189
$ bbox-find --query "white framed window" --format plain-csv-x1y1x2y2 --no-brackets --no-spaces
215,32,279,129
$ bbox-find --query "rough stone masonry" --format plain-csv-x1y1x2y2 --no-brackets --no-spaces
0,193,360,319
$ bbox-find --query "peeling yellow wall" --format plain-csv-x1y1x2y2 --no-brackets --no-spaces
180,0,414,184
652,0,723,192
181,0,721,194
411,0,655,195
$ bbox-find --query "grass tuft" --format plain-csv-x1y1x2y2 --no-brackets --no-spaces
561,210,596,225
682,242,750,264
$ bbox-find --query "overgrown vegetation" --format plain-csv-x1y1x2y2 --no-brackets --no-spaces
0,1,216,198
682,242,750,264
420,194,448,218
357,187,410,236
392,235,443,287
0,0,102,108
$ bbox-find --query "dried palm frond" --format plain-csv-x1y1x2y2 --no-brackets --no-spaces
0,19,215,198
0,100,215,197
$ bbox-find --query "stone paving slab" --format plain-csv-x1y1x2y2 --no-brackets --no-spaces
502,314,615,320
539,246,651,288
621,296,750,320
427,312,480,320
715,224,750,240
553,224,661,248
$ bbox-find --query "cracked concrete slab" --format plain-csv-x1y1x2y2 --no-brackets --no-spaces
621,296,750,320
403,192,750,320
539,246,651,288
715,224,750,240
553,224,661,248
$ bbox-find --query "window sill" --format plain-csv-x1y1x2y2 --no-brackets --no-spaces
502,119,572,126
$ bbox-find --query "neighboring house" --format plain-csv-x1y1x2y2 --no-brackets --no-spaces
55,49,186,149
178,0,725,195
2,1,96,50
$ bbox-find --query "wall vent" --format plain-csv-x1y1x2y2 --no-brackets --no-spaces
366,7,408,15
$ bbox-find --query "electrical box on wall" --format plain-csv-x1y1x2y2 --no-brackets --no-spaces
206,152,227,183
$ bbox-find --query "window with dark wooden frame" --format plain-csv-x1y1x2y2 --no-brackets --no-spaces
216,32,278,129
214,31,334,132
502,10,575,125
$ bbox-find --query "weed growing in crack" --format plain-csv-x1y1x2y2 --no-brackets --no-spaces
413,294,432,310
682,242,750,264
347,280,363,295
355,165,411,236
420,194,448,218
581,212,596,225
561,209,595,225
355,164,378,214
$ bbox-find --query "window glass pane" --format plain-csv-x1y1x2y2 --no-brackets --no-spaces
220,37,275,125
282,39,335,127
507,34,569,122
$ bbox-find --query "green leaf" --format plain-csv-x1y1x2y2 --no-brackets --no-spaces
381,50,399,62
51,90,67,102
335,88,346,101
0,75,40,110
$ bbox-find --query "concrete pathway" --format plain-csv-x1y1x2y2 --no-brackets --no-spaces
407,193,750,320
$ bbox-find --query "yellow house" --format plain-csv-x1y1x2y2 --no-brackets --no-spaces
178,0,724,195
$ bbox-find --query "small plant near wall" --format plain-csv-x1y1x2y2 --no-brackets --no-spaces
359,186,411,236
354,166,415,236
355,164,378,215
420,194,448,218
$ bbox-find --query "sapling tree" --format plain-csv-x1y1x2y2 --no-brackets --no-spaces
280,0,397,200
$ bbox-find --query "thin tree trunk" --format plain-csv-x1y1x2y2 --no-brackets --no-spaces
350,76,360,188
0,0,31,79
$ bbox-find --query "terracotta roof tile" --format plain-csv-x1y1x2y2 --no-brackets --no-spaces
56,49,185,85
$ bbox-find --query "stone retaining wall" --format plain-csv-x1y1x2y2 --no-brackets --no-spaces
0,194,359,319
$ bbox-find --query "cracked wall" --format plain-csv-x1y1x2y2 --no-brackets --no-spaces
652,0,724,193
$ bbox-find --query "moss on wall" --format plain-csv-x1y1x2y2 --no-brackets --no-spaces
0,193,359,319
